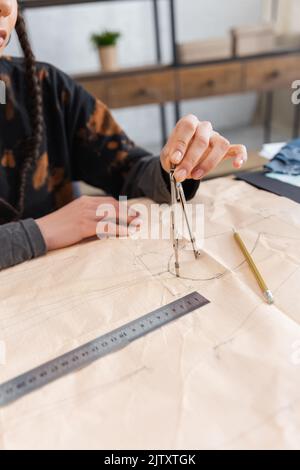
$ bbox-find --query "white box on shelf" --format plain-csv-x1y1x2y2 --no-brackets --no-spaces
176,37,232,63
232,23,275,57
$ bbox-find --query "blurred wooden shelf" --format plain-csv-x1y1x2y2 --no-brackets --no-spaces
21,0,274,180
74,51,300,109
21,0,300,143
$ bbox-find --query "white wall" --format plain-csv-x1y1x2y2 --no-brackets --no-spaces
276,0,300,34
6,0,266,150
265,0,300,136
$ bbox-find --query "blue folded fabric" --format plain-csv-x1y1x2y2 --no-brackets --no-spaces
265,138,300,176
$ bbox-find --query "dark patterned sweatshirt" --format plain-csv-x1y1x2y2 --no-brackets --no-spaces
0,56,199,270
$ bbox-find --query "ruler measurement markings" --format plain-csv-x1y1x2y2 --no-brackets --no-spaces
0,292,209,406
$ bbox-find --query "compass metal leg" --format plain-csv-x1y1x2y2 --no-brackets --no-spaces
178,185,199,259
169,169,200,277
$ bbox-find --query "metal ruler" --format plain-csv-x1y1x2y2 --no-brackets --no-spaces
0,292,209,407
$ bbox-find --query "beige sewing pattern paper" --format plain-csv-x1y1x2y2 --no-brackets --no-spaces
0,177,300,449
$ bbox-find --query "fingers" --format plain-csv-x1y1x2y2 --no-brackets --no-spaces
161,114,199,171
80,195,139,224
160,114,248,181
95,201,139,225
224,144,248,169
173,121,213,181
98,222,141,240
191,132,230,180
78,196,141,240
82,213,141,240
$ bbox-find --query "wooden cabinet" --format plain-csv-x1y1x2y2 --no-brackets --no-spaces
76,53,300,109
105,70,176,108
244,54,300,91
76,67,176,108
178,63,243,99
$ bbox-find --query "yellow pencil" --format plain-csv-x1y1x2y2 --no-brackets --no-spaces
233,230,274,305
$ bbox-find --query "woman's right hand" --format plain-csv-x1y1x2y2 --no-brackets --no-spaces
35,195,140,251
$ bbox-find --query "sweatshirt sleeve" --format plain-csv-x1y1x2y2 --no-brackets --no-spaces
58,71,199,203
0,219,47,270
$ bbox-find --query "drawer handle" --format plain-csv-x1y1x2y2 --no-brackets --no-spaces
135,89,157,98
268,70,281,80
206,79,216,87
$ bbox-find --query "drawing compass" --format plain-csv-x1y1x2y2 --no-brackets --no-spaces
170,165,200,277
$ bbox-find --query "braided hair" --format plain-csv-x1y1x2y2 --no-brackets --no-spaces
14,8,44,218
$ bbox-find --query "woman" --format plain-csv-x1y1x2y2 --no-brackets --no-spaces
0,0,247,270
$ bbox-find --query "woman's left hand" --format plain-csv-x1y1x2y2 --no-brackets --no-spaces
160,114,247,182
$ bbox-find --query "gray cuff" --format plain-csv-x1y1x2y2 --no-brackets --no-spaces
149,157,173,204
121,156,200,204
0,219,47,270
20,219,47,258
121,156,172,204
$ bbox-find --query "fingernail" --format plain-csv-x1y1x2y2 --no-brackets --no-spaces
131,217,143,226
192,169,204,179
236,157,244,168
174,168,187,182
128,208,140,217
171,151,183,164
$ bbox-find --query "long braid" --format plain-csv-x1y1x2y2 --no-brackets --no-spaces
15,9,44,217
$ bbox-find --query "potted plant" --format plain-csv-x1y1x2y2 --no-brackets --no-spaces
91,30,121,72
